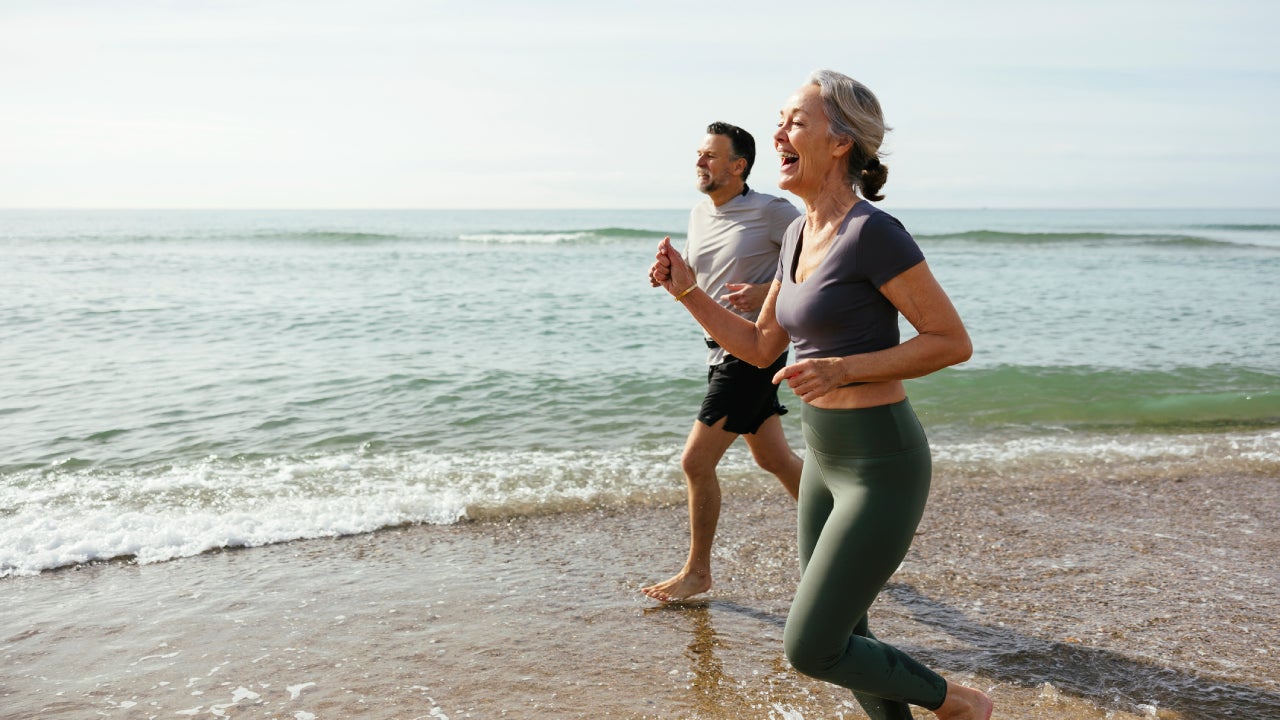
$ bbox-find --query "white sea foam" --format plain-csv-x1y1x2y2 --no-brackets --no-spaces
3,431,1275,577
0,446,686,577
932,429,1280,466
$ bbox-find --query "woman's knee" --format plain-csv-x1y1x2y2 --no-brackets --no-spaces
784,640,839,680
783,625,842,680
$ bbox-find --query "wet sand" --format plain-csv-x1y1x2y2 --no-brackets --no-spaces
2,466,1277,719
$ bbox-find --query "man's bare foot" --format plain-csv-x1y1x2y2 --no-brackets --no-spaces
640,569,711,603
934,680,993,720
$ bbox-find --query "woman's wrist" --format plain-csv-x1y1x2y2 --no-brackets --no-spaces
839,356,858,385
673,283,698,302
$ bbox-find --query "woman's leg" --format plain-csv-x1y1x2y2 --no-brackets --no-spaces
784,402,947,713
794,445,831,574
796,443,910,720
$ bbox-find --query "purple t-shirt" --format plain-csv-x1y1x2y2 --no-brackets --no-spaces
774,203,924,361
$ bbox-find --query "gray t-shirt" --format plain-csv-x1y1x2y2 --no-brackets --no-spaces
685,188,800,364
774,202,925,361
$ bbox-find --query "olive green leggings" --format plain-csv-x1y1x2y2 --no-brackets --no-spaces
784,400,947,718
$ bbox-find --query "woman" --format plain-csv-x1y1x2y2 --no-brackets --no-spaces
649,70,994,720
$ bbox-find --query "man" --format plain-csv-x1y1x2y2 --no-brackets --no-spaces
642,122,803,603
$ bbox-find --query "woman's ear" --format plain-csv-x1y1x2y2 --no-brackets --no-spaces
831,134,854,159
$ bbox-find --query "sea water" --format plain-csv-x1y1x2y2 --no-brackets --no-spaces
2,207,1277,576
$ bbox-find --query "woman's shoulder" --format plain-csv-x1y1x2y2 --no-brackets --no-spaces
851,205,924,283
850,204,911,241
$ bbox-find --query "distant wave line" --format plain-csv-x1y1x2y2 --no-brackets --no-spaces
255,230,408,243
1192,223,1280,231
10,230,427,245
5,227,684,246
916,229,1274,249
457,227,680,244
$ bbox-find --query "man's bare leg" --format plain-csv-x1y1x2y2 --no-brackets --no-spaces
641,417,738,603
642,414,801,602
742,414,802,500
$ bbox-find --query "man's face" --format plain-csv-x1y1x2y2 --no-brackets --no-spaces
695,133,743,195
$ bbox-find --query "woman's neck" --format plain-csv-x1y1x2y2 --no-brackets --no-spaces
803,183,861,231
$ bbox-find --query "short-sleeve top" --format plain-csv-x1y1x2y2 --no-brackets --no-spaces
774,202,924,361
685,188,800,364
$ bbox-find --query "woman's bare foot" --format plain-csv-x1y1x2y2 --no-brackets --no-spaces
640,568,711,603
934,679,993,720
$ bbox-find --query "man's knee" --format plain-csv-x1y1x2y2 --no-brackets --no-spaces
752,446,797,476
680,447,720,482
746,424,798,476
682,416,736,482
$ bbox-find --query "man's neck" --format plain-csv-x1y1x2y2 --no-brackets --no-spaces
708,180,747,207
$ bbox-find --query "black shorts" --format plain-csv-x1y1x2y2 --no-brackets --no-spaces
697,352,789,435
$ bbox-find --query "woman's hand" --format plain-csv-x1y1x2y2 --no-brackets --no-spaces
648,237,697,297
653,242,790,367
772,357,848,403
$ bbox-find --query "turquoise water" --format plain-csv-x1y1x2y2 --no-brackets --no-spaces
2,207,1278,575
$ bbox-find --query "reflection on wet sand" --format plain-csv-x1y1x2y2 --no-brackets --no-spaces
646,601,800,718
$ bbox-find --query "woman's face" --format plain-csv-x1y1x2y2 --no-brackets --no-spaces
773,83,847,197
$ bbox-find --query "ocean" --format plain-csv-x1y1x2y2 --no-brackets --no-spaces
3,207,1279,720
2,207,1277,578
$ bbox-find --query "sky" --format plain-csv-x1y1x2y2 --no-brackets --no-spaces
1,1,1277,209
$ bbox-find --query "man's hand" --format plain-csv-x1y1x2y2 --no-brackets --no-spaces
720,282,768,313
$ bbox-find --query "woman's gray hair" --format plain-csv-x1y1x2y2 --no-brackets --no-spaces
808,69,891,200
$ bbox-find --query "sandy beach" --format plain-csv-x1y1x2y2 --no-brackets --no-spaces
3,464,1277,720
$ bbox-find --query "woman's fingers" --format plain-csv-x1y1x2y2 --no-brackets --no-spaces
773,361,837,401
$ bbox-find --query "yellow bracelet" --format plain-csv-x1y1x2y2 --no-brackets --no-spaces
673,284,698,302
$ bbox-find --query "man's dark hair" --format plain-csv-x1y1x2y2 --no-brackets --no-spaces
706,121,755,181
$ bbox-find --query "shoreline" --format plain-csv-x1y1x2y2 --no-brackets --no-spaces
3,468,1277,719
